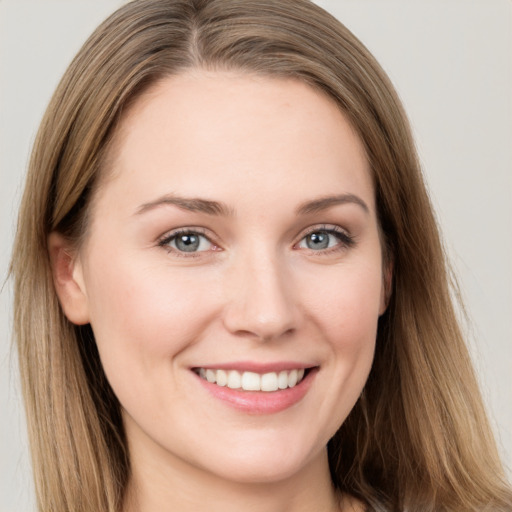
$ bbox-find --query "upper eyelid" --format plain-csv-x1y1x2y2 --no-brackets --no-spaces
157,228,219,257
296,223,351,239
157,226,213,244
295,224,355,250
156,223,353,248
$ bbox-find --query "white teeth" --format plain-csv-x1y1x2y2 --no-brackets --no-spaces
197,368,307,391
242,371,260,391
278,370,288,389
261,372,279,392
227,370,241,389
216,369,228,387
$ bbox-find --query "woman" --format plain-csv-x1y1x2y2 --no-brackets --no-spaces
10,0,512,511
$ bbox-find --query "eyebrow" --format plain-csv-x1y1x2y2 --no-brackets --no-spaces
135,192,369,217
295,194,370,215
135,194,233,216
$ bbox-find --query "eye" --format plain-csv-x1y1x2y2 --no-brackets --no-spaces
159,230,215,254
297,227,354,252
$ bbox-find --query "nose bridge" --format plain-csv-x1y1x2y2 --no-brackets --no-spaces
222,243,298,341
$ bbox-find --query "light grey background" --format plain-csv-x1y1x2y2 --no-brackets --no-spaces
1,1,511,510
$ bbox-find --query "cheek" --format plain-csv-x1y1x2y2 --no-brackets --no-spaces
304,261,381,386
294,262,382,438
302,260,384,344
83,255,219,381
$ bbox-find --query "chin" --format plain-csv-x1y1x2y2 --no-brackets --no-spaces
192,436,328,485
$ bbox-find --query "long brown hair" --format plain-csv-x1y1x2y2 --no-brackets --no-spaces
11,1,512,511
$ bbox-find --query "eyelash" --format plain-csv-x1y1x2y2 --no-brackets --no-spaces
157,225,355,257
157,228,217,258
295,225,355,255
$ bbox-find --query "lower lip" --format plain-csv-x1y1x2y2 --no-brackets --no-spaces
194,368,317,414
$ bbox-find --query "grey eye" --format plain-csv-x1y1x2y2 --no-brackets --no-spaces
166,232,213,252
305,232,330,250
297,228,354,252
175,233,200,252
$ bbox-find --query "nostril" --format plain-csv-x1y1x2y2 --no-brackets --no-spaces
221,262,300,340
222,305,299,342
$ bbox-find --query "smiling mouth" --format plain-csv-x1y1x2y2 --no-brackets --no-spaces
193,368,309,392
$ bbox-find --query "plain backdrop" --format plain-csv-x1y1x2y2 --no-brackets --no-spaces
1,1,511,510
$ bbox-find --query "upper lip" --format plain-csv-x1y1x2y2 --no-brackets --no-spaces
191,361,317,373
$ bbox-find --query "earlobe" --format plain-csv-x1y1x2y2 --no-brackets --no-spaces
48,232,90,325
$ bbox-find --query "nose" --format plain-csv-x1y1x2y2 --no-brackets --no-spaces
222,250,300,342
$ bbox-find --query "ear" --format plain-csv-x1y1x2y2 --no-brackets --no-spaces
48,232,90,325
379,258,393,316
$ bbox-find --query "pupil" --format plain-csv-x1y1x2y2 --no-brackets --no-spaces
176,234,200,252
307,232,329,250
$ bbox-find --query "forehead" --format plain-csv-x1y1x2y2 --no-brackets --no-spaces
94,70,373,215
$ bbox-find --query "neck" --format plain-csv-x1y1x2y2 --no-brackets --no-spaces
123,444,343,512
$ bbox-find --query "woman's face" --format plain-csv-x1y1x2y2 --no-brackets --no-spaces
63,71,388,485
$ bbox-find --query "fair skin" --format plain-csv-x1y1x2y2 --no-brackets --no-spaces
50,71,388,512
